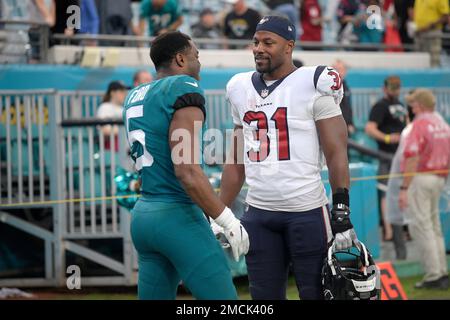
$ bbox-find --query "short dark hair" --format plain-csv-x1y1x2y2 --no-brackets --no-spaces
150,31,192,71
384,75,401,89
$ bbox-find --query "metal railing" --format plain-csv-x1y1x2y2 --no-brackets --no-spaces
0,19,50,64
1,87,450,286
0,90,135,286
51,33,414,51
4,17,450,65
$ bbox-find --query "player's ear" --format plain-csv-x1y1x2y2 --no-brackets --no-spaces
174,52,185,68
286,40,295,54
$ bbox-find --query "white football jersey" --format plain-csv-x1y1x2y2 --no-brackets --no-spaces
226,66,344,212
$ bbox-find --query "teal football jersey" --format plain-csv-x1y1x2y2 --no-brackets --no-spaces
123,75,206,203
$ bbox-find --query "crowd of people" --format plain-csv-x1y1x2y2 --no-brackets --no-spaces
1,0,450,65
2,0,450,297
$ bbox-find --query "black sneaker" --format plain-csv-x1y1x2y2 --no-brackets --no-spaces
415,278,443,289
439,275,449,290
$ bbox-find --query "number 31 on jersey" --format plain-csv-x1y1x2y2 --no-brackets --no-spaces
243,107,290,162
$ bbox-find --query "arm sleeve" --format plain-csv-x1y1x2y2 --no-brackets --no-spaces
226,76,241,126
368,102,385,125
173,2,182,19
403,121,423,159
230,100,241,126
86,0,99,34
171,77,206,119
97,103,109,118
439,0,449,15
314,65,344,105
313,95,342,121
172,93,206,123
224,15,231,37
139,0,150,19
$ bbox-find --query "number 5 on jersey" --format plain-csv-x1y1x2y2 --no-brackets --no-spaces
243,107,290,162
125,105,154,170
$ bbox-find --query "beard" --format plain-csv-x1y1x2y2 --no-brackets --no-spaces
255,57,273,73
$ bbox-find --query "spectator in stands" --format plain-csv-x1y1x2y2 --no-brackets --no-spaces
132,70,153,87
332,59,354,134
321,0,340,43
31,0,55,26
50,0,79,46
336,0,360,45
97,81,130,150
385,90,417,261
300,0,323,49
353,0,384,48
135,0,183,37
261,0,300,37
28,0,56,62
223,0,261,49
191,8,223,49
414,0,449,67
399,89,450,289
95,0,133,45
365,76,407,242
78,0,100,46
443,19,450,58
393,0,415,49
1,0,55,62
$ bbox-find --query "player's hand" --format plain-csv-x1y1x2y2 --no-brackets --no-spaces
210,220,224,237
335,228,359,250
331,202,357,250
214,207,249,262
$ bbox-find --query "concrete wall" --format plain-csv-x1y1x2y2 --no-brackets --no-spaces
49,45,431,69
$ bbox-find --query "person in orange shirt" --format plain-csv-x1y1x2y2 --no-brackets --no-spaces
399,88,450,290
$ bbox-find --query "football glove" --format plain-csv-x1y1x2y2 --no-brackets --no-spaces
334,228,359,251
210,220,224,237
214,207,249,262
331,188,359,250
210,220,231,249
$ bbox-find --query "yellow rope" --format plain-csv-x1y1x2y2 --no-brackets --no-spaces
0,169,448,208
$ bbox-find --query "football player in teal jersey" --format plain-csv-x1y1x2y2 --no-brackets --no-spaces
123,31,249,300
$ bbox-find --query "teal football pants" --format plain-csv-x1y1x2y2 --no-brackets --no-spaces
130,199,238,300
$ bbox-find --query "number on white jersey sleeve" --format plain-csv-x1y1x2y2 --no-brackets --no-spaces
314,66,344,105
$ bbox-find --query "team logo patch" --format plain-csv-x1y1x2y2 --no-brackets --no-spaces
260,89,269,98
259,17,269,25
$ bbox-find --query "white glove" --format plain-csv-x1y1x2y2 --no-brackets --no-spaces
214,207,249,262
210,220,231,249
334,228,359,251
210,220,224,237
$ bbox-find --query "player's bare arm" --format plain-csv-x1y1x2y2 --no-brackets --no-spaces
169,106,250,262
220,125,246,207
316,115,350,192
317,113,358,250
169,106,226,219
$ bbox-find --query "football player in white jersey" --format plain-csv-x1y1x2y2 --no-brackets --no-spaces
219,15,359,300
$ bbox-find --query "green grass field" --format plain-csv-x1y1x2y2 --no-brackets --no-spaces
26,275,450,300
